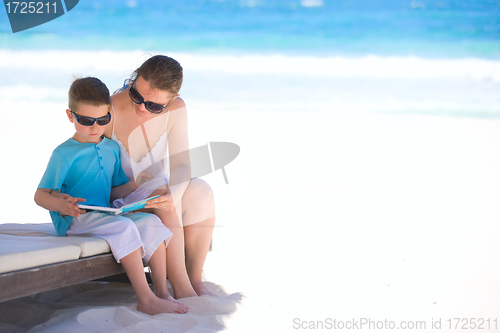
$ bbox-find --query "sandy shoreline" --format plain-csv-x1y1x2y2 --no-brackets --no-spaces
1,108,500,332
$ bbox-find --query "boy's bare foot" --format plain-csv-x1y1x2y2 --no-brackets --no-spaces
192,281,219,297
137,296,189,315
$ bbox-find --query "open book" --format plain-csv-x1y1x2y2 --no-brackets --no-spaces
78,195,160,215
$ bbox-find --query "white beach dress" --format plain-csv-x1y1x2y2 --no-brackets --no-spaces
111,107,170,209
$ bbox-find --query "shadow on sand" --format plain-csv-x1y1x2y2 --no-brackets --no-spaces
0,280,243,332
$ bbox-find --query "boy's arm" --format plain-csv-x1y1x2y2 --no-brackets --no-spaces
34,188,86,217
110,180,138,202
110,168,156,201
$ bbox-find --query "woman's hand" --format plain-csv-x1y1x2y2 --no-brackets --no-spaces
58,194,86,217
144,189,175,211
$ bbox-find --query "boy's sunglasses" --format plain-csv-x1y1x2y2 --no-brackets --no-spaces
128,85,171,114
71,110,111,126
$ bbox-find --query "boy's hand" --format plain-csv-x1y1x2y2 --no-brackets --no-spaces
136,169,154,186
59,195,86,217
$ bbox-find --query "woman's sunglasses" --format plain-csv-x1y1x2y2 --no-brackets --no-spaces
128,85,171,114
71,110,112,126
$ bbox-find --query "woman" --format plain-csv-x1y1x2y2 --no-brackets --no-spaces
104,55,217,298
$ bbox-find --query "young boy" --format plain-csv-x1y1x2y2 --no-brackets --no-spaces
34,77,188,315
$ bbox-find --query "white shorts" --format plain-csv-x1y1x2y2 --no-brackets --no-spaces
67,211,172,263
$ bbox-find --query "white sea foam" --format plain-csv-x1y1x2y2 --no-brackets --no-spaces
300,0,324,7
0,49,499,115
0,50,146,72
126,0,138,8
179,54,500,81
1,49,499,80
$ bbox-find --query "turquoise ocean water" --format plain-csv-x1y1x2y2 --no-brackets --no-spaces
0,0,499,116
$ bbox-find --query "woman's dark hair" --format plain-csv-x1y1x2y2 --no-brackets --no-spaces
132,55,183,95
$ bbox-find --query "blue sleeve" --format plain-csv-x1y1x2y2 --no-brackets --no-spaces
38,151,69,191
111,147,129,188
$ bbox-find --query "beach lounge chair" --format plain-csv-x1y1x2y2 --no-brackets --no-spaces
0,223,212,303
0,223,124,303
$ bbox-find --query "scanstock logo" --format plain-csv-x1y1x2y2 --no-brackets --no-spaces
3,0,79,33
189,142,240,184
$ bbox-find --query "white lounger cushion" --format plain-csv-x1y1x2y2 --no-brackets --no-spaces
0,223,57,237
0,223,110,258
0,234,82,274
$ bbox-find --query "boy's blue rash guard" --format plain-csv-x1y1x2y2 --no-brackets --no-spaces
38,137,129,236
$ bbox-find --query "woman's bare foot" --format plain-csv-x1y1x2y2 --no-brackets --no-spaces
137,296,189,315
192,281,219,297
157,292,190,309
171,285,198,299
173,291,199,299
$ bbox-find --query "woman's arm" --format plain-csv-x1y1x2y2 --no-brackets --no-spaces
144,98,191,210
34,188,85,217
103,102,115,139
104,90,127,139
165,98,191,205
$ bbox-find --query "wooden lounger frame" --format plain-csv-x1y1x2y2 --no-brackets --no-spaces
0,253,124,303
0,240,211,303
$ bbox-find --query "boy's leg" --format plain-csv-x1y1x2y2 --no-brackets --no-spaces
146,239,169,298
66,212,143,262
67,212,187,314
147,240,178,301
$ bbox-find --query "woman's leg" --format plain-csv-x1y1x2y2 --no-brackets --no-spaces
152,204,198,299
182,178,217,296
150,178,216,298
146,239,189,311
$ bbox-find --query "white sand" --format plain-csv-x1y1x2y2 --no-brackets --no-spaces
1,102,500,332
